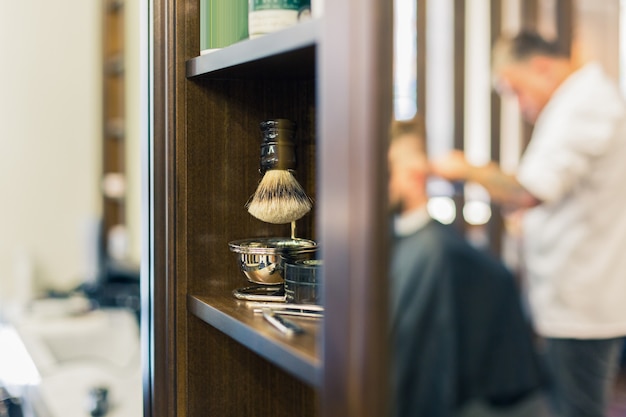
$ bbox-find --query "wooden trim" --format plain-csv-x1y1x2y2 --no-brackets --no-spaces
140,0,154,414
453,0,465,151
490,0,502,163
520,0,538,152
452,0,467,231
319,0,393,415
147,0,179,416
140,0,153,411
489,0,504,255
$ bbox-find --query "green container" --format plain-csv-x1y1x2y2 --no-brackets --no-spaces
248,0,311,38
200,0,249,51
249,0,309,11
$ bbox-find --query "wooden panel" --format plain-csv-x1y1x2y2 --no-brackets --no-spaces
103,199,125,231
187,315,317,417
103,139,124,172
453,0,465,151
318,0,393,416
520,0,538,152
452,0,467,232
148,0,178,414
490,0,502,163
104,76,125,118
103,5,124,55
489,0,504,255
184,78,316,295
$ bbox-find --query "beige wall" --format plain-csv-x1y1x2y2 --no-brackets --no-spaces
0,1,102,296
0,0,143,301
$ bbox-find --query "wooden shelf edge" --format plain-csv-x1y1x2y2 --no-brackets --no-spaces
187,294,322,387
186,19,319,79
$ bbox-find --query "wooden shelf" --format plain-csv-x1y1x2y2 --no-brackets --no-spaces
182,17,320,395
186,19,319,80
188,293,322,387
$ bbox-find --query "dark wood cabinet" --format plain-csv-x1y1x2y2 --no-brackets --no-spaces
145,1,393,416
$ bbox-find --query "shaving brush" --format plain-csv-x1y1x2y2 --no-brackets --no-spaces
246,119,312,224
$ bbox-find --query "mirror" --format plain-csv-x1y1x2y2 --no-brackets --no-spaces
0,1,143,416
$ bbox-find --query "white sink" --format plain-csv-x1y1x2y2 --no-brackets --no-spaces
14,298,142,417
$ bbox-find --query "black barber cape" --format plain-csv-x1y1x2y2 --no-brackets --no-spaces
390,219,545,417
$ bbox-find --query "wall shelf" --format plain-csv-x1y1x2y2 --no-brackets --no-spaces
188,294,321,387
149,1,393,415
186,19,319,80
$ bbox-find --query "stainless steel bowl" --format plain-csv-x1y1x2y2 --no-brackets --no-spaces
228,237,318,284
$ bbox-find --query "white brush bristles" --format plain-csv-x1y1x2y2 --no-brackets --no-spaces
247,170,312,224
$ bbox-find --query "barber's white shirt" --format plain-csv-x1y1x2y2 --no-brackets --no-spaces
518,62,626,338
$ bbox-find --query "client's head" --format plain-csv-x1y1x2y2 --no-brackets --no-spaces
388,114,430,214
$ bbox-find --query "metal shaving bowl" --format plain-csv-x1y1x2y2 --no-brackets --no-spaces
228,237,318,285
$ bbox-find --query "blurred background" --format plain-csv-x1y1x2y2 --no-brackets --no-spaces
0,0,142,306
0,1,142,416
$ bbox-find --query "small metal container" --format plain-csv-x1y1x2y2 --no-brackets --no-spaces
284,259,322,304
228,237,317,284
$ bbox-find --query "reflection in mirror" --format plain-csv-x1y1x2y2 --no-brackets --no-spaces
0,1,142,416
